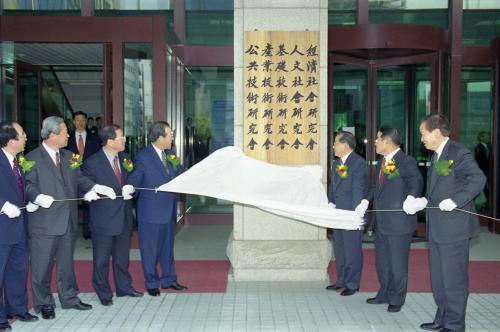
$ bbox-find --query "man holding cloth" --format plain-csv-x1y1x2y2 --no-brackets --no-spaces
326,131,367,296
363,125,423,313
25,116,116,319
128,121,187,296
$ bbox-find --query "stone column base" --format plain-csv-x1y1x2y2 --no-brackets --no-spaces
226,232,332,281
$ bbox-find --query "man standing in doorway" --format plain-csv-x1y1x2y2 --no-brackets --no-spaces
67,111,101,240
418,114,485,332
326,131,367,296
25,116,116,319
364,125,423,313
127,121,187,296
82,125,143,306
0,122,39,331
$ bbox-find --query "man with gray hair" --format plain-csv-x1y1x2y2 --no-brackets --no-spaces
25,116,116,320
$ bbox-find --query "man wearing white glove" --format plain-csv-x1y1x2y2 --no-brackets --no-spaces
25,117,96,319
81,125,142,305
364,126,423,313
0,121,39,327
325,131,367,296
418,114,486,332
92,184,116,200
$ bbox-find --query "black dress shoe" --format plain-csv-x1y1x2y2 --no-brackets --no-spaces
366,297,385,304
420,322,443,331
340,288,359,296
387,304,402,312
117,289,143,298
162,281,188,291
64,301,92,310
438,329,464,332
0,323,11,331
6,312,38,322
325,284,343,290
100,299,113,306
147,288,160,296
40,306,55,320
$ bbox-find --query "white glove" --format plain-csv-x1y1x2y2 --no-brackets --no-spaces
93,184,116,200
354,199,369,218
83,190,100,202
413,197,428,212
402,195,416,215
122,185,135,201
1,201,21,218
26,202,40,213
439,198,457,211
328,202,336,209
34,194,55,208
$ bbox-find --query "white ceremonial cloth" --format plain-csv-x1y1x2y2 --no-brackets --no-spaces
156,147,363,230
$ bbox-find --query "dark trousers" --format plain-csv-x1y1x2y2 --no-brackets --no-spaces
138,221,177,290
374,231,413,306
429,239,470,331
332,229,363,289
0,241,29,323
29,224,80,312
92,230,133,301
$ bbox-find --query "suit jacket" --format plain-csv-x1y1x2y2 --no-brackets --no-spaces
82,149,133,236
67,131,101,161
328,151,367,211
127,144,183,225
426,140,486,243
0,151,26,245
25,146,95,236
365,150,423,235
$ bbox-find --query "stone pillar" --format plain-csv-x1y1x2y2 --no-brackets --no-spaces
228,0,331,281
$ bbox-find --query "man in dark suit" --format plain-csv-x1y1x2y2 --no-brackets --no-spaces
67,111,101,240
325,131,367,296
363,126,423,313
417,114,486,332
82,125,143,306
127,121,187,296
0,122,39,331
25,116,116,319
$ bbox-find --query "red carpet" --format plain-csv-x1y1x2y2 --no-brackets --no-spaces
328,248,500,293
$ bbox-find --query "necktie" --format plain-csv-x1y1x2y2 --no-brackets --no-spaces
161,151,169,173
112,156,122,186
377,157,386,190
13,159,24,199
78,134,85,157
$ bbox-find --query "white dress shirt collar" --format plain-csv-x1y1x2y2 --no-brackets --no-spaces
151,143,164,161
341,150,353,164
1,148,15,169
435,137,450,160
383,148,400,164
42,142,60,165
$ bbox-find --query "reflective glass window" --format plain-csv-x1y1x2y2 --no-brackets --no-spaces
463,10,500,45
185,0,233,10
460,67,493,212
328,0,356,25
369,0,448,28
3,0,80,10
94,0,172,10
184,67,234,213
185,11,233,45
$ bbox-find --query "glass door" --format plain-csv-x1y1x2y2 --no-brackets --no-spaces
15,61,41,153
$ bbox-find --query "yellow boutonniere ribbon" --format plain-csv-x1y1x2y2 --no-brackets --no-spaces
18,155,36,173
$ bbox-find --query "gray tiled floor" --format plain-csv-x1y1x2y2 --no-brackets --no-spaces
15,224,500,331
13,284,500,331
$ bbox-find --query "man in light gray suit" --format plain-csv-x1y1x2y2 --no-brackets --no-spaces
363,126,423,313
25,116,116,320
414,114,485,332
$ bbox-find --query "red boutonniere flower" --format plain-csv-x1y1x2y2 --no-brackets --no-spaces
336,164,349,179
383,159,399,179
122,158,134,172
69,154,83,170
